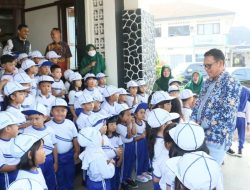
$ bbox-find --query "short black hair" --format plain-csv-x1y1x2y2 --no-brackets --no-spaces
0,54,16,65
50,64,61,73
204,48,225,62
17,24,28,31
51,28,61,33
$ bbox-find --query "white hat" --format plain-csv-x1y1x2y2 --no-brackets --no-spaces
115,103,132,115
151,91,174,105
0,111,18,130
88,113,110,130
118,88,129,95
169,122,205,151
46,51,61,59
168,78,181,86
84,73,96,81
4,81,29,96
64,69,74,80
96,72,107,79
127,80,139,89
180,89,195,100
137,80,146,86
69,72,82,82
38,75,54,83
8,178,44,190
51,98,68,108
168,85,180,93
21,59,37,71
17,53,28,61
29,50,44,59
22,103,47,116
11,133,45,158
148,108,179,128
93,92,103,102
166,151,221,190
78,93,94,105
78,127,102,148
13,72,32,84
103,85,119,97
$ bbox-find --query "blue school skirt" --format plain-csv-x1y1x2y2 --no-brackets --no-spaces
86,175,111,190
0,170,18,190
135,136,149,175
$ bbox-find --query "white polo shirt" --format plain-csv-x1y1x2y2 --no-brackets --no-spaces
52,79,66,97
6,105,26,124
97,85,106,96
138,93,149,104
108,135,123,149
126,94,139,107
68,90,83,109
182,107,192,122
102,135,116,160
21,93,35,111
1,73,14,81
116,124,134,143
76,111,93,130
36,93,56,115
101,101,117,115
135,120,146,137
45,119,78,154
83,88,102,99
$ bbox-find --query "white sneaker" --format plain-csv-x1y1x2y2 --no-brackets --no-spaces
136,175,149,183
142,172,152,180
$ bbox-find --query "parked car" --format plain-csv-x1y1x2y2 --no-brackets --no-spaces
226,67,250,88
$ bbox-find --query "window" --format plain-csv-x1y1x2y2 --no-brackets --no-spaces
155,26,162,37
195,54,204,62
197,23,220,35
168,25,190,37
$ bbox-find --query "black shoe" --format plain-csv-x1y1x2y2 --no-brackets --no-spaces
126,179,138,189
226,148,235,155
121,182,130,190
238,149,242,157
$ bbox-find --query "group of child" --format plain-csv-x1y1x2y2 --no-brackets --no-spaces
0,51,223,190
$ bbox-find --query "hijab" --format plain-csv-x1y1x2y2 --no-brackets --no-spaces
185,71,203,94
155,65,173,91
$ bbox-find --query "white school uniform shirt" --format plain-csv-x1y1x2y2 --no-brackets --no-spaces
0,138,20,169
68,90,83,109
76,111,93,130
135,120,146,137
83,87,102,98
102,135,117,160
137,93,149,104
116,123,134,143
16,168,47,190
29,76,38,97
6,105,26,124
52,79,66,97
97,85,106,96
126,94,139,107
45,119,78,154
93,107,107,115
108,135,123,149
21,93,35,111
22,126,56,156
1,73,14,81
64,81,70,95
152,137,170,179
36,93,56,115
101,100,117,115
182,107,192,122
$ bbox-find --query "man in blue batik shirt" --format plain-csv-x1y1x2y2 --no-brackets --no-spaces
191,48,241,165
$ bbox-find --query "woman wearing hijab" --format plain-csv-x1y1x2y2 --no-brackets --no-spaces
153,65,173,91
79,44,106,76
184,71,203,95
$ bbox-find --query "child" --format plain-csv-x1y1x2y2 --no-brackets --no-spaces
76,93,94,130
96,72,108,96
36,75,56,116
21,59,38,96
51,64,66,98
115,103,138,189
101,85,119,115
180,89,195,122
168,85,180,98
126,80,139,107
46,98,80,190
83,73,102,97
0,54,16,82
13,72,35,111
0,112,19,190
118,88,129,104
137,80,149,103
46,51,61,65
78,127,115,190
4,81,31,129
106,115,123,190
68,72,83,121
166,151,221,190
132,103,152,183
93,92,106,114
11,133,47,189
63,69,74,95
168,78,181,87
151,91,174,112
22,103,57,190
29,50,44,64
17,53,28,70
147,108,179,190
37,60,53,76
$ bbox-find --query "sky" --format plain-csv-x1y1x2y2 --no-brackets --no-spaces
144,0,250,29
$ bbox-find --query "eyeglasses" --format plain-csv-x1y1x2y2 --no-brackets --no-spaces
203,61,217,69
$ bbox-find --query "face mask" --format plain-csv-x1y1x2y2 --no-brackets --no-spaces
88,50,96,57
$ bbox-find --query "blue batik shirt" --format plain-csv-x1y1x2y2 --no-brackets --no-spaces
191,71,241,149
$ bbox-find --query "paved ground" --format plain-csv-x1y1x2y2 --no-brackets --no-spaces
75,131,250,190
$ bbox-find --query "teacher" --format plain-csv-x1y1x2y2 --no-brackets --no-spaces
79,44,106,76
153,65,173,92
191,48,241,165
